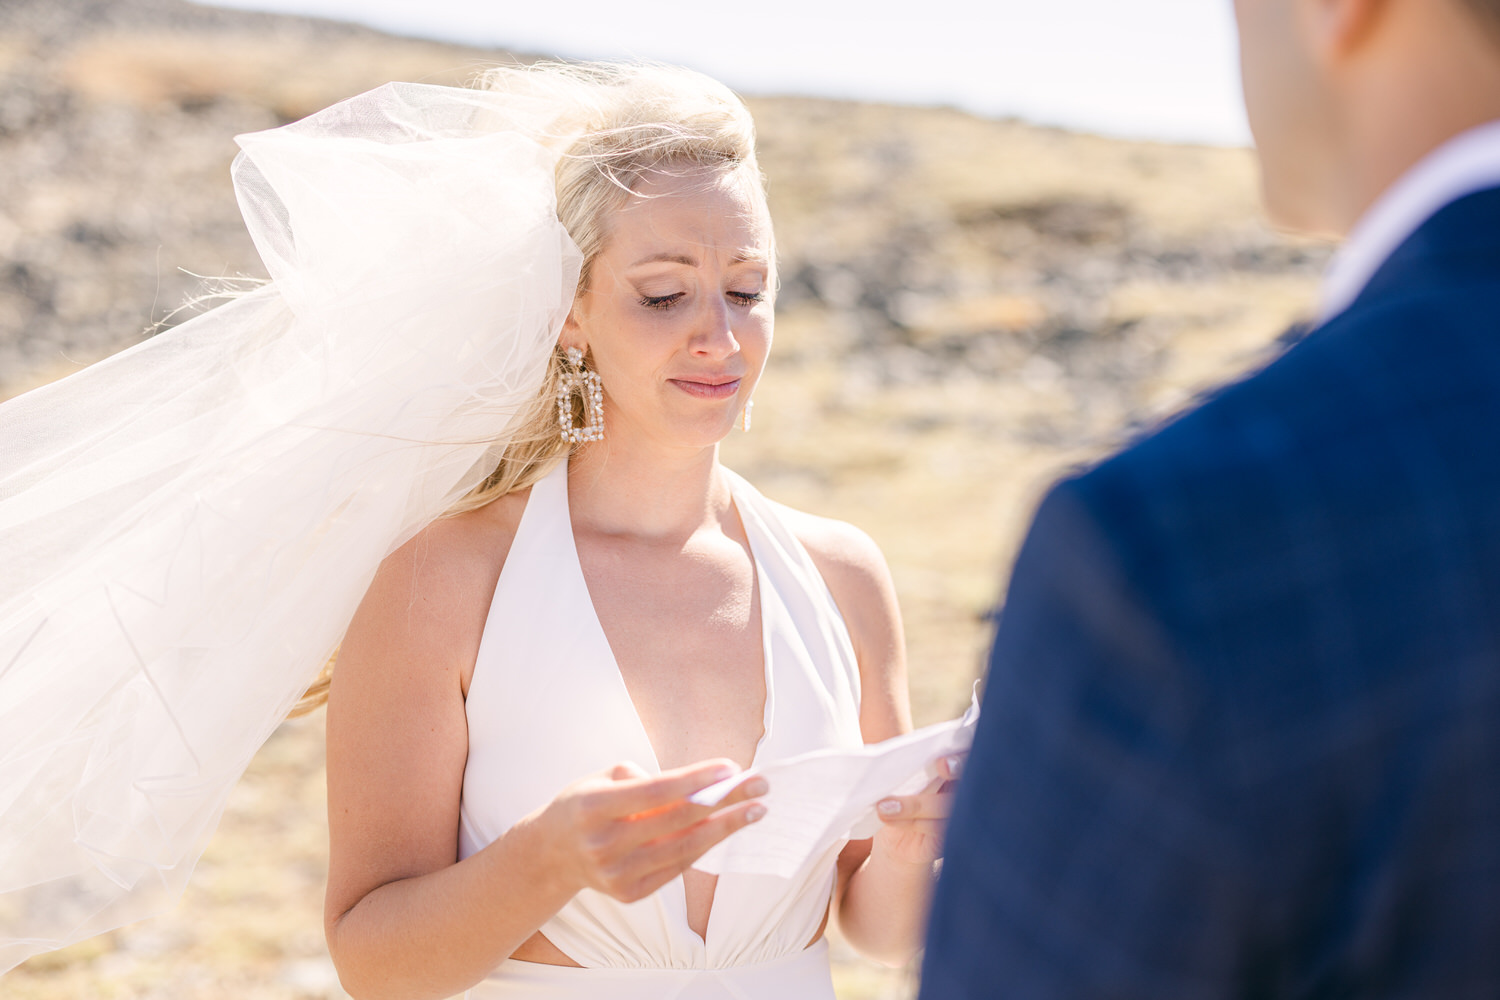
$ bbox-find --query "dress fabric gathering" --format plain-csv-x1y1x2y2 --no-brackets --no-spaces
458,461,864,997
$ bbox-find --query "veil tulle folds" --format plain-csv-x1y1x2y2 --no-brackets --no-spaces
0,82,583,971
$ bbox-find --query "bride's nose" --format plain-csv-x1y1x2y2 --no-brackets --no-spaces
689,295,739,359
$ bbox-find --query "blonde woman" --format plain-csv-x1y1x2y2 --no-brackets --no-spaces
321,65,957,999
0,64,954,996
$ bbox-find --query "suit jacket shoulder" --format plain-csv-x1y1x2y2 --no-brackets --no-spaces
1071,186,1500,678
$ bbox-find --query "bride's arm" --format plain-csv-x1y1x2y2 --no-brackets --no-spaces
323,515,765,1000
793,515,949,967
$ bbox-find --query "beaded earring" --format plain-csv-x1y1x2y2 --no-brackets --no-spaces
557,346,604,444
741,398,754,432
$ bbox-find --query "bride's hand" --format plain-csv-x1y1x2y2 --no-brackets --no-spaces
871,752,964,867
539,759,768,903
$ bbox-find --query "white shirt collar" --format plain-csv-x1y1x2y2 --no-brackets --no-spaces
1319,118,1500,323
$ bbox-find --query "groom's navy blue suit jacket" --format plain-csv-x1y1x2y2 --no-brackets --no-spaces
920,187,1500,998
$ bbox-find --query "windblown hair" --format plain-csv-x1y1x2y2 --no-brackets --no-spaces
290,62,767,715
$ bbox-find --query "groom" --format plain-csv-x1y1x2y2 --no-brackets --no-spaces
921,0,1500,995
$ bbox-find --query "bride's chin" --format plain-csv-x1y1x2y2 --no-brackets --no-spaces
658,412,741,449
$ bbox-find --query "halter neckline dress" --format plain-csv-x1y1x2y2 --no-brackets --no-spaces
458,461,865,999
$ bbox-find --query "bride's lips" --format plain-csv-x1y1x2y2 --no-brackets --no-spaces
668,376,742,400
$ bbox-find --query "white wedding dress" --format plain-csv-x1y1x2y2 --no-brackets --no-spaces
458,461,864,998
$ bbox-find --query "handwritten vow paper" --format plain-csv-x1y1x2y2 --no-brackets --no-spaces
690,696,980,878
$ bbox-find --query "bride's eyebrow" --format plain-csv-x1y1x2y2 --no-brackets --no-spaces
630,252,698,267
627,250,769,268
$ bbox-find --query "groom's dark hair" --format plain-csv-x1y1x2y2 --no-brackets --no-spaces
1460,0,1500,38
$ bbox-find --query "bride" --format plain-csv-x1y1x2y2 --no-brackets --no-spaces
321,64,957,999
0,62,956,997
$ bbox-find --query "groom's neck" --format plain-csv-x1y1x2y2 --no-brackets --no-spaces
1255,0,1500,238
1322,0,1500,234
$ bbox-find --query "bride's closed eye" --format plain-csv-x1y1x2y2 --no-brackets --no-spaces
638,289,765,310
639,292,685,310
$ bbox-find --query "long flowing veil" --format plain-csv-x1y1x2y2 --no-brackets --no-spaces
0,82,583,972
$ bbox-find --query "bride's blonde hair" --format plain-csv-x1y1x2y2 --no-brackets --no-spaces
291,62,768,715
448,61,769,512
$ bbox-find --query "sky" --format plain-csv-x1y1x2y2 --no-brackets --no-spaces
202,0,1251,147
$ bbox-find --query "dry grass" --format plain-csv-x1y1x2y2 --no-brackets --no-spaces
58,33,501,121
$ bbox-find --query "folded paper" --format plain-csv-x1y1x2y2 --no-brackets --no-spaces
691,694,980,879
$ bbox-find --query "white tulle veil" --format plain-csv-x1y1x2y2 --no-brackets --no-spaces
0,81,586,972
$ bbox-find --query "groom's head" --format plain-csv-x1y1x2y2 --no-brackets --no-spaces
1235,0,1500,236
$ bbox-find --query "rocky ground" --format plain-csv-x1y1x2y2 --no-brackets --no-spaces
1,0,1330,996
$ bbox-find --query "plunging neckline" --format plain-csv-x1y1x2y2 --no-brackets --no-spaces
556,462,776,780
457,457,862,972
554,461,777,955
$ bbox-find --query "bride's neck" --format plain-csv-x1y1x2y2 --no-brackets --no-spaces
565,436,730,543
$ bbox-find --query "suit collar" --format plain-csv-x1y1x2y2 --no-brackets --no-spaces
1344,185,1500,317
1320,119,1500,322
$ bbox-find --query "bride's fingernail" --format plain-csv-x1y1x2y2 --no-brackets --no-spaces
742,778,769,798
746,804,767,822
944,755,964,777
877,799,902,816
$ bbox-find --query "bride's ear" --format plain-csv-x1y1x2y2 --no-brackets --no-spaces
559,305,584,352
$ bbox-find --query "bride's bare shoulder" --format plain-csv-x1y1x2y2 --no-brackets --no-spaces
775,505,887,580
775,505,903,657
389,482,527,570
345,486,533,670
406,487,531,576
773,501,910,735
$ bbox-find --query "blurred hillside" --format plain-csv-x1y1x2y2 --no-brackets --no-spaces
1,1,1328,998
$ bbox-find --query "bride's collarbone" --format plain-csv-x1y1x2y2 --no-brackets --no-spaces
577,529,760,654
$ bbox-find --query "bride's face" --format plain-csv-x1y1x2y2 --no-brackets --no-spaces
563,166,774,451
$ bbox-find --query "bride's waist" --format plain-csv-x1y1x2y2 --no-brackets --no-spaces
470,939,835,999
